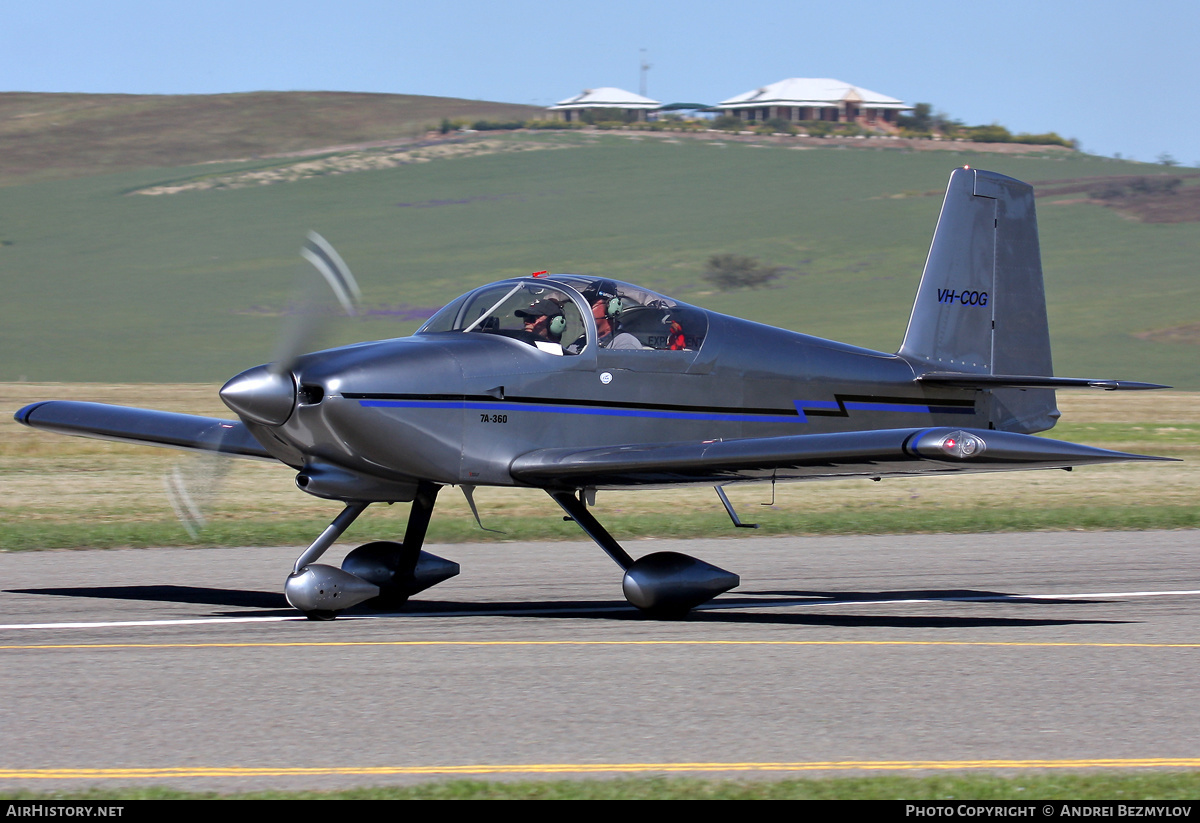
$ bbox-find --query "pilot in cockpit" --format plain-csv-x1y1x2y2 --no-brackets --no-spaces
515,298,566,345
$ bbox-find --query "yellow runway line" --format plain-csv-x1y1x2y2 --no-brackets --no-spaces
5,758,1200,780
4,639,1200,651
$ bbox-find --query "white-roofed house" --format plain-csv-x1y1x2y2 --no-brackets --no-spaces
547,87,662,123
714,78,910,128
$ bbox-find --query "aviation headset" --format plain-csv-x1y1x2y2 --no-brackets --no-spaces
584,281,623,318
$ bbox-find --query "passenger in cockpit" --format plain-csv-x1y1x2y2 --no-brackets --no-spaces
572,280,642,352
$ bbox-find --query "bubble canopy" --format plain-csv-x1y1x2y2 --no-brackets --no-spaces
417,275,708,354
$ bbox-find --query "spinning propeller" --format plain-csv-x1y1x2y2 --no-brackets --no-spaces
164,232,362,537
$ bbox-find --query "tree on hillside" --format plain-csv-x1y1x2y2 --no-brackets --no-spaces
897,102,933,132
703,254,782,290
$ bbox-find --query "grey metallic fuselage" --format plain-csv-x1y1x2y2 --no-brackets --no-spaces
247,285,980,496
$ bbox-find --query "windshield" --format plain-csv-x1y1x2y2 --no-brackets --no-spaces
418,279,588,355
418,275,709,353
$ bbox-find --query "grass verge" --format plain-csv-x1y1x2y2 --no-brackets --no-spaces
2,504,1197,552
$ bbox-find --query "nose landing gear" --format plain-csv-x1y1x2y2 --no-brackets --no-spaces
284,482,458,620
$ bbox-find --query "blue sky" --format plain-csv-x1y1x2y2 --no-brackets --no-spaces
3,0,1197,164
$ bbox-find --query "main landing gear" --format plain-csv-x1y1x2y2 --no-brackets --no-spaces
550,490,739,617
282,483,738,620
284,481,459,620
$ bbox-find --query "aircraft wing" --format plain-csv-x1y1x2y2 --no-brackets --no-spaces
510,426,1174,489
14,401,274,460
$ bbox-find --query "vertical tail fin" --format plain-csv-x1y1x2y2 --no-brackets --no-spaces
899,168,1058,433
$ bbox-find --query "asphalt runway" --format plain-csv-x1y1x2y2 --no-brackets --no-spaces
2,530,1198,792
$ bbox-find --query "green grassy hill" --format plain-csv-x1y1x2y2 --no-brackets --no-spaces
2,124,1197,388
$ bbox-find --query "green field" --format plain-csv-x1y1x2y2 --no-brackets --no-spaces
3,129,1197,388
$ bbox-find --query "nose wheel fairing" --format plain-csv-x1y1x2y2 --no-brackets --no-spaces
285,563,381,615
284,482,459,619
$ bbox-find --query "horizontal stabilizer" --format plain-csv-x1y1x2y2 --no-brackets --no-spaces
14,401,273,460
916,373,1170,391
510,427,1174,489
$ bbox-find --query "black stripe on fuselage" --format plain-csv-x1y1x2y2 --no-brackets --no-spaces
342,393,799,418
342,392,975,418
802,393,977,418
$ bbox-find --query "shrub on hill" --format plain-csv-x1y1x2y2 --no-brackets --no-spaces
898,103,964,136
1090,177,1182,199
657,119,706,131
897,103,934,132
756,117,797,135
703,254,782,290
712,115,744,131
966,124,1014,143
896,103,1072,147
526,119,580,130
1011,132,1073,147
470,120,527,131
962,124,1073,148
800,121,835,138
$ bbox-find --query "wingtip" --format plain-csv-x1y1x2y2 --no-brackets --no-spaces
13,401,49,426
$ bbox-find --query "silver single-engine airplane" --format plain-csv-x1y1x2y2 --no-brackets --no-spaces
16,168,1172,618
